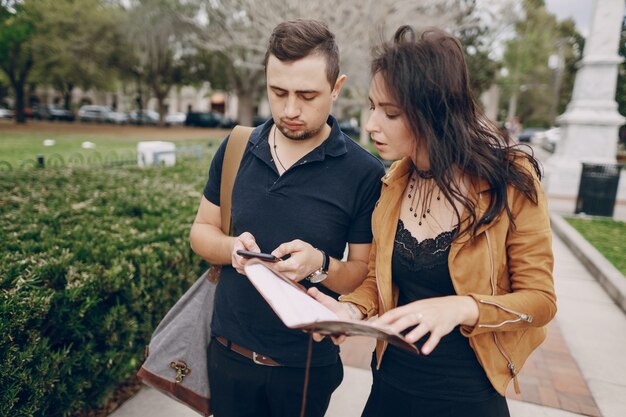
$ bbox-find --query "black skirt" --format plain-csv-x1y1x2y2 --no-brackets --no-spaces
361,372,510,417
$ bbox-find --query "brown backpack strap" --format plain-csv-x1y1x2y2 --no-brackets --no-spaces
220,125,253,235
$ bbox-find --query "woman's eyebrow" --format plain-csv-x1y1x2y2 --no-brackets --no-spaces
369,97,400,109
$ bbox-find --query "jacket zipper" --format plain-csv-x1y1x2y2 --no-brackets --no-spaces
477,300,533,327
375,179,392,370
484,228,522,393
375,180,393,370
493,332,521,393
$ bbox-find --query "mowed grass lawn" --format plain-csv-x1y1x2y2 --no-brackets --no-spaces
0,120,229,167
566,217,626,277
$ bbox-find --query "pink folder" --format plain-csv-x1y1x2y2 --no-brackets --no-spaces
243,260,419,354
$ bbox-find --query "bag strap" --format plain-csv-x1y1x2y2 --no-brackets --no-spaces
300,334,314,417
219,125,253,235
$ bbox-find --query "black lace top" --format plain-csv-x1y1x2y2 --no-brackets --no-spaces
393,219,457,273
375,219,497,401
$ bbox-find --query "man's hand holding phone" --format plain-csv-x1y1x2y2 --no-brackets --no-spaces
231,232,262,274
236,249,282,262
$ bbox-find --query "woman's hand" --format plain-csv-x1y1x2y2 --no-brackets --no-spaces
231,232,261,274
307,287,364,344
271,239,324,282
374,296,478,355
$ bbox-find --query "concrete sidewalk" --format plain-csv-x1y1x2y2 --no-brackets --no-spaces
109,198,626,417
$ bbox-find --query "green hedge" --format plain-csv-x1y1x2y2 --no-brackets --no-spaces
0,160,210,416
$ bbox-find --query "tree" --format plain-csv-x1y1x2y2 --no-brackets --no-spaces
184,0,472,129
176,49,232,92
496,0,581,127
121,0,195,125
0,65,10,106
494,0,557,123
553,19,584,119
30,0,124,110
456,25,500,99
0,1,37,123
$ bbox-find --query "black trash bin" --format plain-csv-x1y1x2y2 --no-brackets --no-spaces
575,163,622,216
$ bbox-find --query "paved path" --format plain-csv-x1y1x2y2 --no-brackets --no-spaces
110,216,626,417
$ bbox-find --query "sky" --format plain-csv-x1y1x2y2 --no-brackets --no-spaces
545,0,594,37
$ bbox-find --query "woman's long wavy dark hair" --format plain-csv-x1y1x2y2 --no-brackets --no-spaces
372,26,541,237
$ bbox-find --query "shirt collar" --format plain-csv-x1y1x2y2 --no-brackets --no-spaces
249,115,348,159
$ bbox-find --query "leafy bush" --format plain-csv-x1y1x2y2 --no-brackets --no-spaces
0,160,210,416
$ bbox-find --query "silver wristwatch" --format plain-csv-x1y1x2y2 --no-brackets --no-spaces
307,249,330,284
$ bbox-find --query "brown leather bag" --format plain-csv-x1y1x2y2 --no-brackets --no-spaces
137,125,253,416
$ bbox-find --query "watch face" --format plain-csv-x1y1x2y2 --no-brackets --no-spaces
309,271,328,284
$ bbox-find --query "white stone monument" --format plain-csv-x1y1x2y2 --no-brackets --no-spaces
544,0,625,205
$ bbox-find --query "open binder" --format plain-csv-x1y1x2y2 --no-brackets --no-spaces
243,260,419,354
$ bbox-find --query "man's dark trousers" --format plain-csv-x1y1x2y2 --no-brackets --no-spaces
208,339,343,417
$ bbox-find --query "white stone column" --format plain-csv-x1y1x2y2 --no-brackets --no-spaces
544,0,625,202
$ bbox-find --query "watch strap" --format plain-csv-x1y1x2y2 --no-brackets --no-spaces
320,249,330,273
306,249,329,283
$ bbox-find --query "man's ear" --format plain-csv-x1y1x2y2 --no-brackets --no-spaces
331,74,347,101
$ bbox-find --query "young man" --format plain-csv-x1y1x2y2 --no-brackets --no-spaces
190,19,385,417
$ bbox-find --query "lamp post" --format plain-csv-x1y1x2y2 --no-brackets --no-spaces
548,38,567,124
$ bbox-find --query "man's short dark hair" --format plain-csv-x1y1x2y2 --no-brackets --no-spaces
264,19,340,88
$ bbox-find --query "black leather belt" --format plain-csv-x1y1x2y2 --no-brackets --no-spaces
216,336,281,366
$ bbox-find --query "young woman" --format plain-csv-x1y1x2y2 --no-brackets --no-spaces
311,26,557,417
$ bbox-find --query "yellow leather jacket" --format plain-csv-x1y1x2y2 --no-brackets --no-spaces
340,157,557,395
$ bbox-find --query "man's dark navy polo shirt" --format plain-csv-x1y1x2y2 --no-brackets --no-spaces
203,116,385,367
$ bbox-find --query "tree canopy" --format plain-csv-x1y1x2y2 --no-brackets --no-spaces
0,0,37,122
30,0,124,110
0,0,587,130
498,0,584,127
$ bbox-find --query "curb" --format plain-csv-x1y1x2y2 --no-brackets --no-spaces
550,213,626,314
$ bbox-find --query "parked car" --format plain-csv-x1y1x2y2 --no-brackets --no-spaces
517,127,545,143
32,105,48,120
164,112,186,126
219,114,237,128
33,105,75,122
185,111,223,128
78,105,111,123
538,127,561,152
50,106,75,122
252,115,269,127
0,107,14,119
339,118,360,138
106,111,129,125
129,110,160,125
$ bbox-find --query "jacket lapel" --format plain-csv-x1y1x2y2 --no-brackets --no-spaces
376,159,412,313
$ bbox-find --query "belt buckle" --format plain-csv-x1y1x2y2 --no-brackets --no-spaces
253,351,276,366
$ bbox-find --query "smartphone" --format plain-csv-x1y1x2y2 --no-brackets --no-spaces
236,249,281,262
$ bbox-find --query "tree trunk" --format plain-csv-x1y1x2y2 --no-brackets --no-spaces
153,81,170,127
63,83,74,110
507,92,518,122
237,93,255,127
157,97,167,127
13,80,26,124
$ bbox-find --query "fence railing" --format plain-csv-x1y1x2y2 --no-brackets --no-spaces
0,145,212,171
